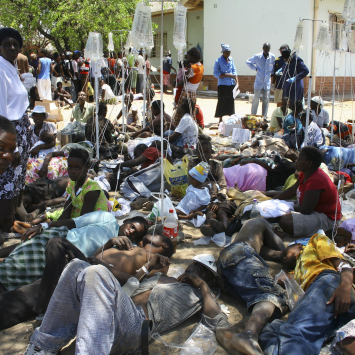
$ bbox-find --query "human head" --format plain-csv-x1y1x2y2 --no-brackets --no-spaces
186,47,201,64
57,81,63,90
30,53,37,60
38,48,47,58
141,233,174,257
184,254,218,284
119,216,149,244
284,149,299,162
282,243,304,269
189,161,210,187
295,146,323,173
281,97,289,110
165,50,171,57
263,42,271,55
326,228,352,247
177,98,195,118
73,52,78,60
138,50,143,56
197,139,212,162
39,130,55,144
32,106,48,127
280,44,291,60
310,96,324,111
78,91,86,104
98,102,107,118
221,43,231,59
279,44,289,55
151,100,164,117
300,111,314,127
103,51,109,58
0,28,23,64
134,144,148,158
67,148,90,182
256,122,269,130
61,52,66,60
66,51,72,60
118,51,122,59
0,115,17,175
124,92,134,106
99,79,105,87
293,100,304,116
55,55,61,63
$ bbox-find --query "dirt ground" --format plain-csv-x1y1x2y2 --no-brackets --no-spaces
0,94,352,354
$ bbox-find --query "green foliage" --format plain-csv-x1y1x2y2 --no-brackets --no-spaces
0,0,139,53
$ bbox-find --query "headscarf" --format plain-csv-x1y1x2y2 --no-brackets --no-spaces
0,27,23,48
221,43,231,53
311,96,324,109
189,162,210,183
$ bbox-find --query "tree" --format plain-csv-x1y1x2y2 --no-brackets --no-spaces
0,0,139,53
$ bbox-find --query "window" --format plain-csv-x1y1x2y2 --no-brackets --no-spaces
152,32,167,57
329,13,355,52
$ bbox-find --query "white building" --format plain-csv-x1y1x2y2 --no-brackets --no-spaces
149,0,355,95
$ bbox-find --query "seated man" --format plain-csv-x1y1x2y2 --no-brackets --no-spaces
115,93,140,132
310,96,329,128
24,254,228,354
70,91,94,123
269,97,291,132
100,78,116,104
259,232,354,355
217,218,287,355
53,82,73,107
274,146,341,237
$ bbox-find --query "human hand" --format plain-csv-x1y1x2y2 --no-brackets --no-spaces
209,203,219,213
287,77,296,83
217,192,227,201
12,152,21,167
190,211,204,219
345,244,355,253
327,283,352,318
146,254,171,271
38,164,49,178
110,236,133,250
30,147,40,158
177,272,206,288
22,224,42,241
275,68,283,76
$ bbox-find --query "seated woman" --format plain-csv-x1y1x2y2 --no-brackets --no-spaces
99,79,116,104
273,146,341,238
115,93,140,132
282,100,303,134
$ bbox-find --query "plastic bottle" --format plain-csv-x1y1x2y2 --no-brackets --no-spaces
250,199,261,219
121,277,140,296
215,132,220,144
163,209,179,252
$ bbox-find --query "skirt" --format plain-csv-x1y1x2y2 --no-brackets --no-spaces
174,88,197,125
0,113,32,218
215,85,235,118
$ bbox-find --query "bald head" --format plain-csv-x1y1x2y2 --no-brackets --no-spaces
263,43,271,56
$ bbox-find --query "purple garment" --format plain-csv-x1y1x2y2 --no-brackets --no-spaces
340,219,355,242
223,163,267,191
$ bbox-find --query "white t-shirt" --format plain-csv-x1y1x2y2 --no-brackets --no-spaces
311,108,329,127
175,113,199,148
302,121,323,148
101,83,115,100
30,140,55,158
137,55,145,75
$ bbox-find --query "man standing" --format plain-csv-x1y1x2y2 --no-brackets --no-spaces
246,43,275,118
63,51,76,103
37,48,52,100
136,50,145,94
17,51,29,75
162,50,176,93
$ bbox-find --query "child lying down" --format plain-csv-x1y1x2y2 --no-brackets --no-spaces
176,162,211,220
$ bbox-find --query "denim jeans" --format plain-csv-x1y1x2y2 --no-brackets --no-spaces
259,271,355,355
164,130,184,147
31,259,145,354
251,88,270,117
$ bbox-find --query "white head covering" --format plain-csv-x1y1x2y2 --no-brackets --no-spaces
221,43,231,53
32,105,49,119
311,96,324,108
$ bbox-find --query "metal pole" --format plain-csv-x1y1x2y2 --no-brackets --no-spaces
143,49,146,128
331,49,336,139
160,0,164,216
94,63,100,159
121,35,126,134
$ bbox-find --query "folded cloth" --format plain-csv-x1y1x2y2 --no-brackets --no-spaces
243,199,294,218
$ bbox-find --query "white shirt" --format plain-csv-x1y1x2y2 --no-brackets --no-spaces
246,52,275,90
101,83,115,100
175,113,199,148
0,56,29,120
30,140,55,158
302,121,323,148
311,108,329,127
137,55,145,75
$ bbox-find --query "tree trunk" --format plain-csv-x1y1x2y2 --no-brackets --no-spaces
37,24,64,53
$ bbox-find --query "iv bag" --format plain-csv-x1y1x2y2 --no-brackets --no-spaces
173,4,187,62
85,32,103,61
131,3,153,49
342,0,355,24
293,20,304,51
314,23,331,51
108,32,114,52
124,31,132,53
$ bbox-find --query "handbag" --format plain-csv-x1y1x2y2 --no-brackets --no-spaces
225,210,250,237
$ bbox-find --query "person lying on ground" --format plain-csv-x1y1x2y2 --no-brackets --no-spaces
241,116,269,132
30,105,56,158
130,100,174,139
259,232,354,355
330,170,354,195
24,254,228,355
216,218,287,355
115,93,140,132
29,130,56,159
176,162,212,220
53,81,73,107
273,146,341,238
165,98,199,149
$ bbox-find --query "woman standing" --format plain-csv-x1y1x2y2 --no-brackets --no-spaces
0,28,32,233
213,43,238,123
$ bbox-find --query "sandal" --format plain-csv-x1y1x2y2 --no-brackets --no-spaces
210,218,226,233
200,225,215,237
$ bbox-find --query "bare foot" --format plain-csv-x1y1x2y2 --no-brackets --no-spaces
231,330,264,355
130,198,149,210
273,228,289,239
142,201,154,211
217,323,245,355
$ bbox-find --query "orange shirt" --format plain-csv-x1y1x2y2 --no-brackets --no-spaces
189,63,204,84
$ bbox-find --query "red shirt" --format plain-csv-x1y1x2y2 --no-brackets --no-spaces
297,168,341,220
336,171,352,184
108,58,116,75
141,147,162,169
195,104,204,128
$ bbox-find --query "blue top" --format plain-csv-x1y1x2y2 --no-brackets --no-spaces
246,52,275,90
213,55,237,86
37,58,51,79
283,113,302,134
163,56,172,73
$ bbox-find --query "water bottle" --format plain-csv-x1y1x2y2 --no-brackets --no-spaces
250,199,261,219
121,277,140,297
163,209,179,252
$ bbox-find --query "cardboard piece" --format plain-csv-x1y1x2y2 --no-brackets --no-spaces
232,128,251,144
222,121,242,136
48,113,64,122
34,101,58,113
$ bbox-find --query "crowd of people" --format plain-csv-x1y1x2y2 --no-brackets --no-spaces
2,25,355,355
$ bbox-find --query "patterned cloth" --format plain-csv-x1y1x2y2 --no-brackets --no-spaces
0,114,32,200
163,73,170,86
329,320,355,355
0,226,69,290
213,55,237,86
293,234,344,291
66,178,110,218
31,121,57,146
174,88,197,124
26,154,69,184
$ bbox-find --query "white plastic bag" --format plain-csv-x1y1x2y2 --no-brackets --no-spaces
147,192,178,223
275,270,304,310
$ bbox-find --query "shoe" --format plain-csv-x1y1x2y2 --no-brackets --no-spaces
209,218,226,233
200,225,215,237
24,343,58,355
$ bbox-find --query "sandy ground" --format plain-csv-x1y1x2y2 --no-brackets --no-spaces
0,94,352,354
